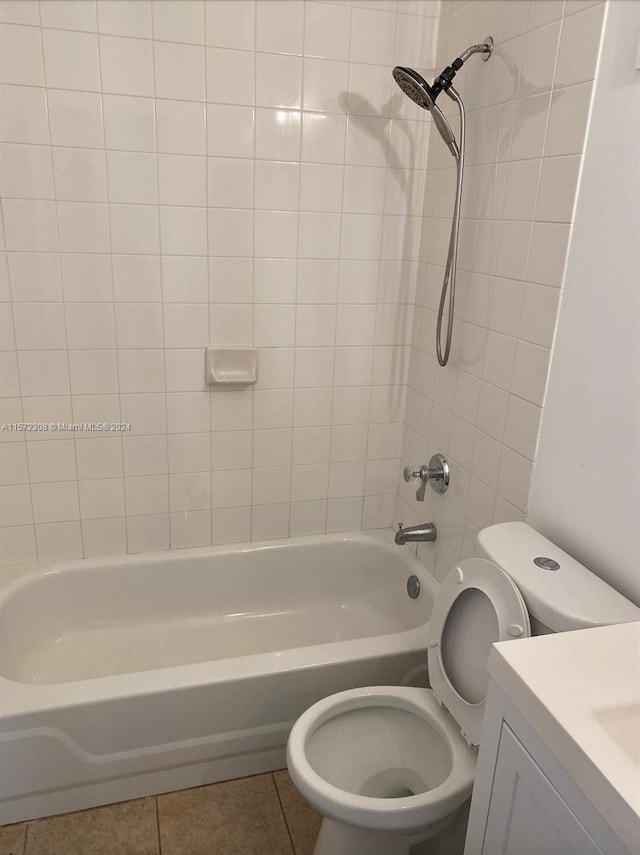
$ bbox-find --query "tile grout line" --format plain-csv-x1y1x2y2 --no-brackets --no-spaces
95,0,126,561
149,0,171,554
154,796,162,855
290,0,305,537
35,0,86,562
9,0,45,565
202,0,214,550
324,0,354,533
271,772,297,855
22,819,30,855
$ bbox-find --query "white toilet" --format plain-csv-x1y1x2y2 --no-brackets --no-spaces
287,522,640,855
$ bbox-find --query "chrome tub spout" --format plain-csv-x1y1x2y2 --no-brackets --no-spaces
395,523,437,545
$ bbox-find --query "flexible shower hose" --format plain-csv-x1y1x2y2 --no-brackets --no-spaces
436,86,465,367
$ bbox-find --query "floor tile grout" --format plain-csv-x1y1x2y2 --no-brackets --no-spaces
154,796,162,855
2,770,320,855
272,772,297,855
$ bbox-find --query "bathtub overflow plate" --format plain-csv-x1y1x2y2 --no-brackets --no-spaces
407,575,421,599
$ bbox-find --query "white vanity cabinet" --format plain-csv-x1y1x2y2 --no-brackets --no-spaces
464,678,637,855
481,725,609,854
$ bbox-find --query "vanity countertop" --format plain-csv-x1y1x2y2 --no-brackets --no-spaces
489,620,640,853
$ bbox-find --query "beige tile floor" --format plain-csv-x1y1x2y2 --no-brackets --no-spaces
0,771,322,855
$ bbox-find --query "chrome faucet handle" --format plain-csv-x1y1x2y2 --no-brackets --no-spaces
403,466,424,481
403,454,450,501
403,464,429,501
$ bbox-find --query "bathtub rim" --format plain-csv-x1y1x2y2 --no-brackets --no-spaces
0,529,438,719
0,527,415,598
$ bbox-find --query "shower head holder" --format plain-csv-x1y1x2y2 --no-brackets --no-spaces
433,37,494,96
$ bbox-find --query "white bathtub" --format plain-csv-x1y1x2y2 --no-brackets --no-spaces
0,530,436,824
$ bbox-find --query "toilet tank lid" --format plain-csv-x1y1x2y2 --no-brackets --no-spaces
477,522,640,632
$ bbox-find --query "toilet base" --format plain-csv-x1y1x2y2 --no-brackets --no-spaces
313,814,456,855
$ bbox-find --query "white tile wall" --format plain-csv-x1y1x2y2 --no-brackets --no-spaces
0,0,438,564
395,0,605,581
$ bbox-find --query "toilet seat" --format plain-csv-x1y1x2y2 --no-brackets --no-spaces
286,685,477,834
427,557,531,746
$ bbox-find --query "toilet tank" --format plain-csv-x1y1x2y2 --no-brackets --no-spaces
476,522,640,634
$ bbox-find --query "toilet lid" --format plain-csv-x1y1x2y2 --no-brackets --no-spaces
427,558,531,746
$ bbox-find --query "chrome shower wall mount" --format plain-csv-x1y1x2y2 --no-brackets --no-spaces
392,37,494,367
392,37,493,157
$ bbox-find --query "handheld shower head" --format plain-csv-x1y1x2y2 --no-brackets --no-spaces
392,66,459,157
392,37,493,158
392,65,437,110
392,38,494,368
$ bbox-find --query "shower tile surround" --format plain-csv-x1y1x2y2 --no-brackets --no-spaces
0,0,606,568
0,0,438,563
394,0,606,580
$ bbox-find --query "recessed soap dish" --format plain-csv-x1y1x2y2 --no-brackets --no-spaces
205,347,257,388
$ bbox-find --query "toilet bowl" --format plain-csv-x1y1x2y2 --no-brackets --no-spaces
287,685,476,854
287,523,640,855
287,556,527,854
288,685,476,827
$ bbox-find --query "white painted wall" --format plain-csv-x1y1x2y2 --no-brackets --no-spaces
529,0,640,605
